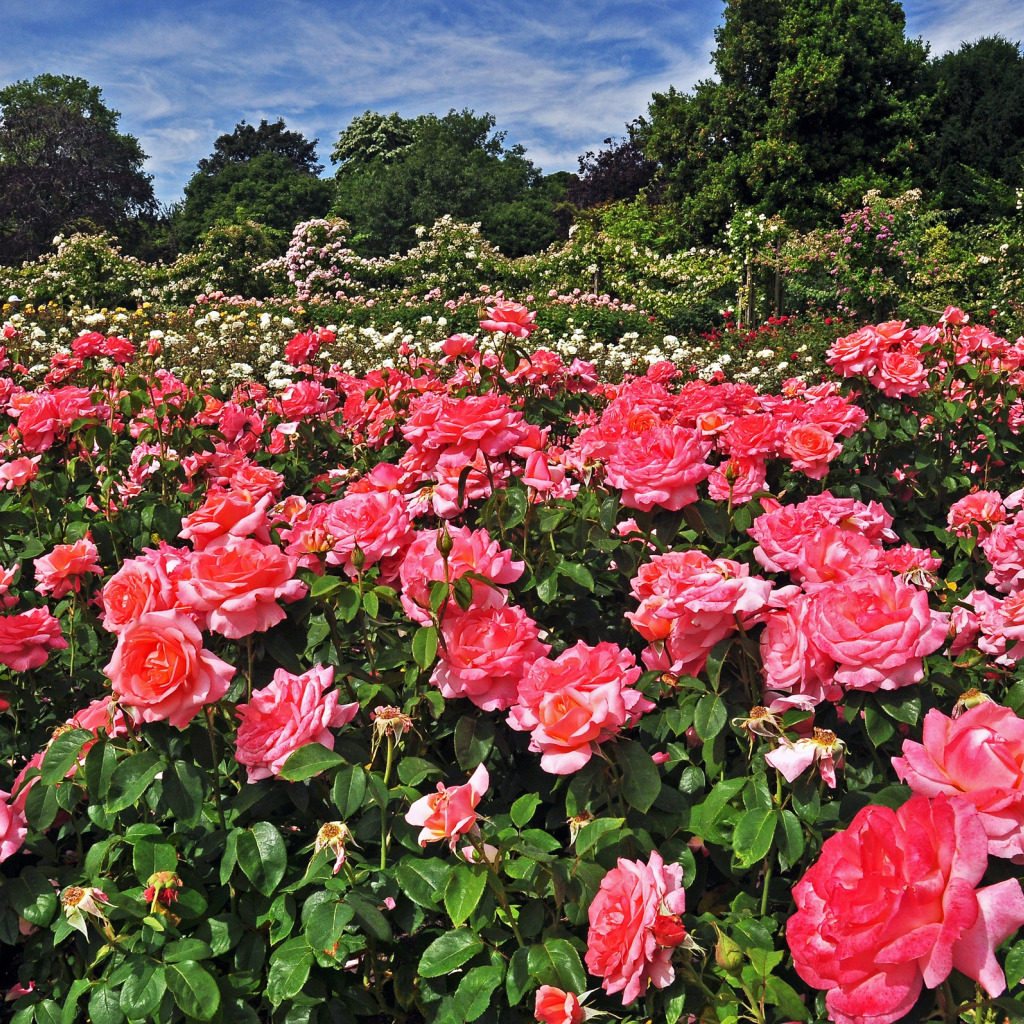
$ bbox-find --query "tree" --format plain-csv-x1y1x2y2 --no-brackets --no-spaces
917,36,1024,223
331,109,563,258
645,0,929,242
0,74,156,264
568,121,659,210
175,119,332,249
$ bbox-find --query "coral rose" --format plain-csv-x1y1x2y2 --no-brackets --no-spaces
479,300,536,339
235,665,359,783
508,641,653,774
788,794,1024,1024
0,608,68,671
534,987,584,1024
0,790,27,862
34,535,103,599
605,424,713,512
585,850,688,1005
433,604,550,711
105,610,235,728
893,702,1024,861
405,763,488,849
176,537,306,639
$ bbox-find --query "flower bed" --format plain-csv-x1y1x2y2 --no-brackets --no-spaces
1,302,1024,1024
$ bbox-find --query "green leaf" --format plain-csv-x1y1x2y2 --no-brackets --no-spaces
304,899,355,954
454,965,504,1022
418,930,484,978
694,692,727,742
236,821,288,896
40,728,93,785
332,765,368,817
412,625,439,669
510,793,541,828
733,807,777,868
444,865,488,926
267,937,314,1005
119,962,166,1019
454,715,494,771
535,567,559,603
310,574,344,599
132,839,179,881
747,947,785,978
336,586,360,623
506,947,531,1004
1005,941,1024,989
165,962,221,1021
574,817,627,856
395,858,450,908
105,750,162,813
775,808,805,868
88,981,124,1024
526,939,587,992
363,589,379,618
557,561,594,590
162,759,205,824
617,738,661,814
278,743,345,781
7,866,58,926
345,891,392,941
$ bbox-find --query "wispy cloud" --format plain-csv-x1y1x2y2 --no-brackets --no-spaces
1,0,1015,205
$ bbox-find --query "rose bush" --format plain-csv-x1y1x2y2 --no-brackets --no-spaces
0,303,1023,1024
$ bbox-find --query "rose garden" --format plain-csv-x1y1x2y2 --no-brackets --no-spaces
1,217,1024,1024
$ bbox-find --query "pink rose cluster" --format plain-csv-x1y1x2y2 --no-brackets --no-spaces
626,550,772,678
828,310,1024,401
751,492,949,705
573,374,866,512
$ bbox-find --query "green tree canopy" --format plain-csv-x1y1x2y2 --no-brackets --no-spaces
645,0,929,242
0,74,156,264
917,36,1024,223
175,118,332,250
330,109,563,258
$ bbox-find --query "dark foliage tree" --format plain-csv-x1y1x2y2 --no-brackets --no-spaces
331,109,563,258
645,0,929,242
175,119,332,249
917,36,1024,223
0,74,156,264
568,120,658,209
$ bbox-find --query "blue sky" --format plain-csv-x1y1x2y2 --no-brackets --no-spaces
3,0,1023,207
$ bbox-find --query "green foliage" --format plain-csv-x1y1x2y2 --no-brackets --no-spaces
331,109,560,258
0,75,156,264
645,0,929,241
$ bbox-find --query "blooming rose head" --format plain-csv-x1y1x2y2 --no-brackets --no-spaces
534,986,584,1024
0,608,68,671
479,300,536,339
947,490,1007,538
585,850,688,1005
405,763,488,850
34,535,103,599
235,665,359,782
508,641,653,774
893,702,1024,861
105,610,235,728
788,794,1024,1024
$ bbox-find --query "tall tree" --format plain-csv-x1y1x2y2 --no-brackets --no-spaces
568,120,658,209
0,74,156,264
645,0,929,241
331,109,562,258
175,118,332,249
917,36,1024,223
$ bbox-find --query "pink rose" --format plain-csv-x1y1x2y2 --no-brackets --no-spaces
534,987,584,1024
0,608,68,671
788,794,1024,1024
315,490,414,581
432,604,550,711
870,350,930,397
0,790,27,862
585,850,688,1005
479,300,537,339
179,489,273,550
0,455,40,489
893,703,1024,861
760,589,840,705
399,526,523,627
780,423,841,480
947,490,1006,538
807,574,949,692
508,641,653,774
605,424,713,512
105,610,235,728
235,665,359,783
176,537,306,639
405,763,488,849
34,535,103,599
99,547,189,634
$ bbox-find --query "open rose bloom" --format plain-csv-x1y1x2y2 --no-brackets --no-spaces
405,763,489,850
788,794,1024,1024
